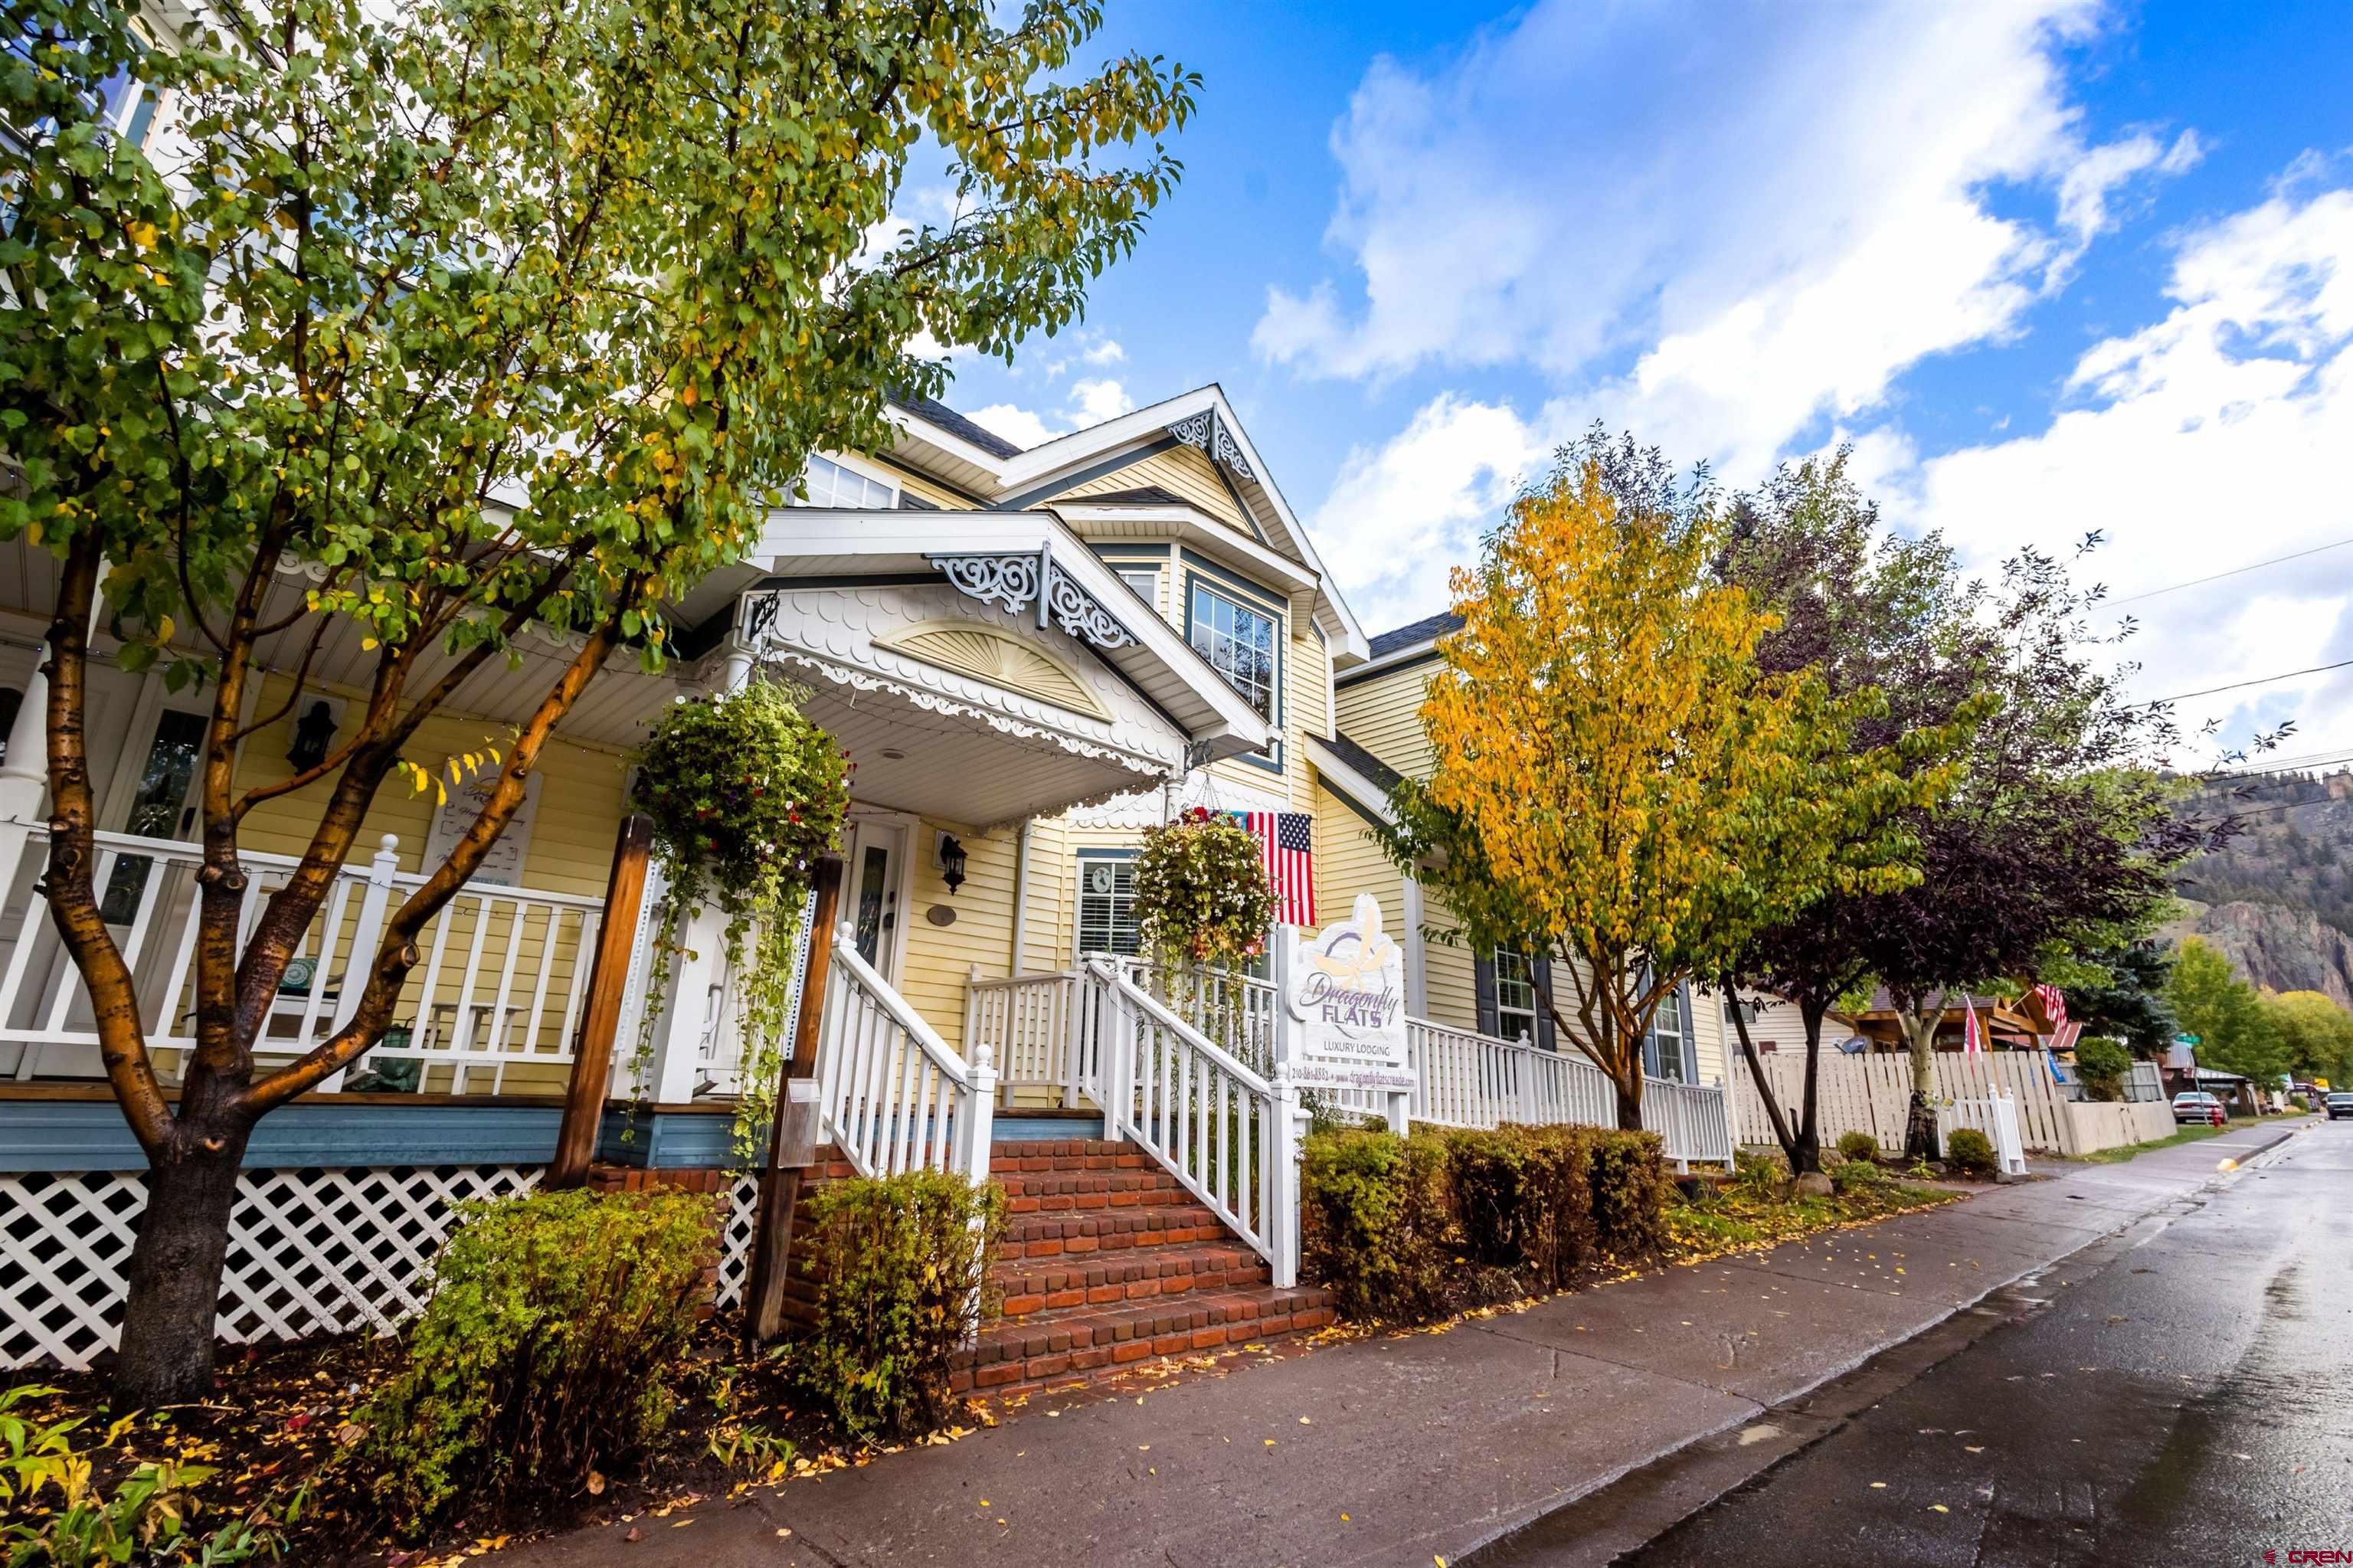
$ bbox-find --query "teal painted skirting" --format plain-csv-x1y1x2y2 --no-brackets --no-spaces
0,1100,565,1171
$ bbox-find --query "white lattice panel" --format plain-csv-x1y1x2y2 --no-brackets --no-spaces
2,1165,542,1371
713,1176,758,1310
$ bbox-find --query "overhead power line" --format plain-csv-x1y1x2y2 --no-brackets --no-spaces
2144,658,2353,705
2112,536,2353,605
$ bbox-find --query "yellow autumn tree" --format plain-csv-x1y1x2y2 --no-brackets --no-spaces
1386,441,1929,1129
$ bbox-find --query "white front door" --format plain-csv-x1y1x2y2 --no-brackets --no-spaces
839,814,914,984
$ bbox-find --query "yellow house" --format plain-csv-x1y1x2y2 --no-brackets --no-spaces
0,385,1732,1382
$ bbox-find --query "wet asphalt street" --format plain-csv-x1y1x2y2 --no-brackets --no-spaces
1615,1122,2353,1568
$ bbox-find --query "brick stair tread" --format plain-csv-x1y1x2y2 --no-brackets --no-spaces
956,1284,1336,1393
996,1168,1190,1204
994,1242,1270,1314
1004,1203,1223,1249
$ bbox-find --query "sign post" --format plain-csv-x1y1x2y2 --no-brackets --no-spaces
1284,894,1415,1129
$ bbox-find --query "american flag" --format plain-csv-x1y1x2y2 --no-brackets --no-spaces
1962,998,1985,1055
2032,984,2067,1030
1233,810,1316,926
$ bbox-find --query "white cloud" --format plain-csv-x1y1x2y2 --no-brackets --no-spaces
1304,394,1546,631
1262,0,2202,478
1890,179,2353,758
1082,339,1128,367
964,378,1138,451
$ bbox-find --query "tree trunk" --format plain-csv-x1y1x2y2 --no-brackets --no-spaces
1723,975,1798,1170
1899,1000,1942,1161
1794,997,1829,1176
114,1116,252,1406
1614,1076,1643,1131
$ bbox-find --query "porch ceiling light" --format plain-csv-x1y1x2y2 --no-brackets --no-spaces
937,831,967,895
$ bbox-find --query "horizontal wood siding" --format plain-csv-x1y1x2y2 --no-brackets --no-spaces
1312,784,1400,945
1059,446,1252,535
1334,663,1433,780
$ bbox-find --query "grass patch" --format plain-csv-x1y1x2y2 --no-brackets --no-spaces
1662,1175,1959,1261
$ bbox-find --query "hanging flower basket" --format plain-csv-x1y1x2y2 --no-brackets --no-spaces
1133,807,1277,971
627,677,849,1162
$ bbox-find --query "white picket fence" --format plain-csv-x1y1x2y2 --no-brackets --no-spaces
0,1164,761,1372
1729,1049,2143,1157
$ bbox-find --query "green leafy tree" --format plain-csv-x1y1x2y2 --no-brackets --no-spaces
2166,939,2287,1088
4,0,1194,1403
1384,434,1933,1130
2263,989,2353,1086
2072,1036,2132,1102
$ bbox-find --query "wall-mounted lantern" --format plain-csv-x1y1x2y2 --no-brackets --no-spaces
287,699,339,769
936,831,967,895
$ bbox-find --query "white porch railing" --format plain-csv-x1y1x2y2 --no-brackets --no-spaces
816,925,995,1180
964,970,1076,1099
1404,1015,1733,1167
1082,957,1301,1285
0,825,601,1094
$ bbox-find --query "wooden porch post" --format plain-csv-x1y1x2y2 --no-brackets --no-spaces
548,814,654,1190
745,854,843,1346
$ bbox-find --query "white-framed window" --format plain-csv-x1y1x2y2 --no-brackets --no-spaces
1187,581,1277,720
1117,567,1159,610
795,453,898,509
1075,854,1141,957
1494,947,1539,1043
1644,983,1694,1082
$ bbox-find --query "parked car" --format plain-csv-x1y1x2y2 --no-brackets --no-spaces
2172,1092,2227,1127
2327,1092,2353,1121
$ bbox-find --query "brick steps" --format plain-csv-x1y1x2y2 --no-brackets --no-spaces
951,1138,1334,1403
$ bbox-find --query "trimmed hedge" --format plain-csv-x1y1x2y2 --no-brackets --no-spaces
1945,1128,1997,1176
1301,1122,1670,1323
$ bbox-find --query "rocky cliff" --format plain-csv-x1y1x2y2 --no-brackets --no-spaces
2162,897,2353,1010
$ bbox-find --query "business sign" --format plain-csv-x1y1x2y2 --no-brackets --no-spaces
1284,893,1413,1093
423,761,542,888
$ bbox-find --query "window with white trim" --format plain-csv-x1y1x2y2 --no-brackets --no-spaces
1494,948,1539,1043
796,454,897,509
1117,568,1159,610
1075,856,1141,957
1187,581,1277,721
1644,983,1694,1082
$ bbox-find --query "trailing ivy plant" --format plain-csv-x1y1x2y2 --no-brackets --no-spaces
628,679,849,1161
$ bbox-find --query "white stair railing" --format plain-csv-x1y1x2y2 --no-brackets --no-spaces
1082,957,1302,1286
816,925,994,1181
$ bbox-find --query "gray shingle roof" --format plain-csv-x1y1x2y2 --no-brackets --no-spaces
1322,732,1406,795
1367,611,1463,659
891,394,1024,460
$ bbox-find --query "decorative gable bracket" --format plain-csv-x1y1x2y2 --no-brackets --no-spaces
1163,406,1255,483
928,548,1137,651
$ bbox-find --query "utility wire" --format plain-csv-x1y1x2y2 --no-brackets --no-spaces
2143,658,2353,705
2112,536,2353,605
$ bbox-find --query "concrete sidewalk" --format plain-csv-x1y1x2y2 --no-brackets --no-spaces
500,1120,2311,1568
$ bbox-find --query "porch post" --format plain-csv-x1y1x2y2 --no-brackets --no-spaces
319,834,401,1094
745,856,843,1346
548,814,653,1189
1268,1061,1306,1289
1401,876,1427,1019
0,660,48,823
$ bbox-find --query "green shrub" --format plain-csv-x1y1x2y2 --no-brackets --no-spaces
1445,1126,1598,1289
1945,1128,1998,1176
1733,1147,1785,1200
1299,1129,1451,1322
1834,1131,1879,1164
2073,1036,2132,1102
787,1170,1006,1444
1582,1128,1668,1259
362,1189,717,1529
1828,1157,1885,1193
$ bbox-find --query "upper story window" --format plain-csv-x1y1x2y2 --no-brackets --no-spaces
1187,581,1276,720
1117,567,1159,609
1494,947,1539,1043
796,454,897,509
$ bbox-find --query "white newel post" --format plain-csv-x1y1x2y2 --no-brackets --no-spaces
962,1034,998,1184
0,658,48,824
1268,1061,1306,1289
319,833,401,1093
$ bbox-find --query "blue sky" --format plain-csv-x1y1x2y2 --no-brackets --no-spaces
927,0,2353,764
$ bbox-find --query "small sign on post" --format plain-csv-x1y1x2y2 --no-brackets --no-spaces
1284,894,1414,1102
